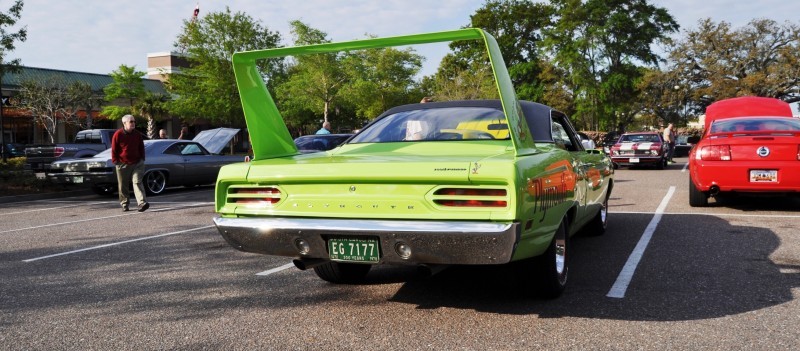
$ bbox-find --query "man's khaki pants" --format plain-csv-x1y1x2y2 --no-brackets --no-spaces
116,160,146,208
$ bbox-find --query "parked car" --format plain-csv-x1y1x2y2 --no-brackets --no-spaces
673,135,696,157
608,132,669,169
25,129,117,172
688,96,800,207
1,143,25,158
294,134,353,153
47,128,241,196
213,29,614,298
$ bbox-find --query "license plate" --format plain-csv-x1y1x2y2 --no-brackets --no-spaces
328,237,380,263
72,176,83,184
750,170,778,182
629,157,639,163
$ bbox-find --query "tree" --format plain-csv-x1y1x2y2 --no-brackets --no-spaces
431,0,552,102
18,77,78,143
461,0,552,100
276,21,347,130
167,6,282,127
0,0,26,162
544,0,678,130
66,81,104,129
102,64,172,138
101,64,146,120
669,18,800,106
340,46,423,120
137,92,170,139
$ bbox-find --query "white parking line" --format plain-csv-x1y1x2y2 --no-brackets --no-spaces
681,162,689,172
615,210,800,219
0,202,213,234
256,262,296,276
607,186,676,298
23,225,215,262
0,201,112,216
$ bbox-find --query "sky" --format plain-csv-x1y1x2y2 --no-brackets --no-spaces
10,0,800,77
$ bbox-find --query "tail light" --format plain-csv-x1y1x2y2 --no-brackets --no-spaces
53,147,65,157
227,186,281,206
433,188,507,208
797,145,800,160
699,145,731,161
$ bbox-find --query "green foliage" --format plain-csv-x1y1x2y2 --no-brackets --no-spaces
167,6,282,127
435,0,551,102
544,0,678,131
101,64,146,120
275,20,346,129
1,0,27,162
669,18,800,105
138,92,170,138
0,0,27,68
339,47,423,120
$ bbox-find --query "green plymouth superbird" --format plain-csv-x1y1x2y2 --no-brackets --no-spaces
214,28,614,298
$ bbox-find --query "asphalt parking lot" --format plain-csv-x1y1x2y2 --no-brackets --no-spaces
1,157,799,350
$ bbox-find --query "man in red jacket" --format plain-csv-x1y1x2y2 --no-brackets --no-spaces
111,114,149,212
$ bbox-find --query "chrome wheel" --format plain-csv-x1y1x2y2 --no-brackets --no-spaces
144,171,167,195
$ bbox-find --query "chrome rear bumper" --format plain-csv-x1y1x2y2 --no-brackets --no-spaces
214,217,520,265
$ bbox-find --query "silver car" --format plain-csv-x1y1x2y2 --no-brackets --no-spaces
47,128,242,196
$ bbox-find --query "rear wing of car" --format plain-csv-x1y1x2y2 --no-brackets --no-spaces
231,28,537,161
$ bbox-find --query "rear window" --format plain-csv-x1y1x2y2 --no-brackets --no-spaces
620,134,660,143
349,107,510,143
710,117,800,133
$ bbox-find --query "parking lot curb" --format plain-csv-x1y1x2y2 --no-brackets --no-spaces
0,188,94,204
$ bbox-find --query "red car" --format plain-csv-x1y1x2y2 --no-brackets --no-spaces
688,96,800,206
609,132,669,169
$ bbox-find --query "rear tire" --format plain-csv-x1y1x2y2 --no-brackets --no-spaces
584,194,608,236
518,218,569,298
313,262,371,284
689,177,708,207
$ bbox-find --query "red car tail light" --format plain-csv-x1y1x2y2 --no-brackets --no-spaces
797,145,800,160
227,186,281,206
433,188,508,208
699,145,731,161
53,147,65,158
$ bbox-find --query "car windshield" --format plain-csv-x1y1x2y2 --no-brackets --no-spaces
349,107,510,143
620,134,660,143
710,117,800,133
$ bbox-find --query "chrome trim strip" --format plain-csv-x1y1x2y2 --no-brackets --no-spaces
214,217,520,265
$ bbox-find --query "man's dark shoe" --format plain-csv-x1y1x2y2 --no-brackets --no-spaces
137,202,150,212
122,205,129,212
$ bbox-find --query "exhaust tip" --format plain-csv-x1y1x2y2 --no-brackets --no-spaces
709,185,720,196
293,258,327,271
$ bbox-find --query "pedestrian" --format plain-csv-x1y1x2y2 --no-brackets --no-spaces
178,125,192,140
663,123,676,163
316,121,331,135
112,114,149,212
158,129,168,139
